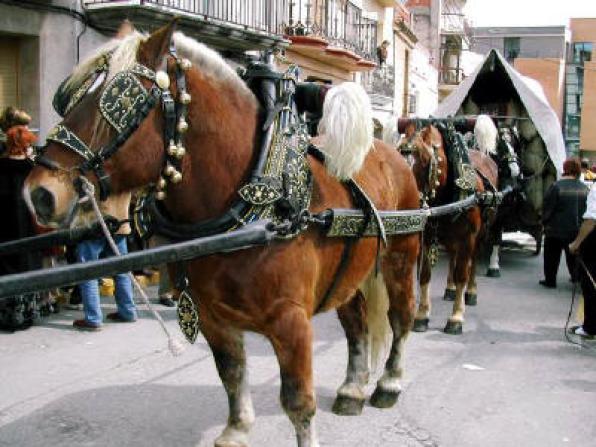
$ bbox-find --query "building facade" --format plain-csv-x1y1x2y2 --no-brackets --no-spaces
0,0,290,141
567,18,596,157
406,0,472,101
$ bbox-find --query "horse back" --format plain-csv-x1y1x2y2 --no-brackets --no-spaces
308,138,420,214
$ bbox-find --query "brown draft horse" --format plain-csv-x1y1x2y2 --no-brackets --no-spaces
399,120,498,335
24,23,420,447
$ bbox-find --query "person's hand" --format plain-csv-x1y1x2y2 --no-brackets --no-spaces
569,240,580,255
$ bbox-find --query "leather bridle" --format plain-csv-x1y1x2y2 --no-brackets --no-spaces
36,41,190,202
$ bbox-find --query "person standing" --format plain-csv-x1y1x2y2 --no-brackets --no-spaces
540,158,588,288
569,181,596,339
73,193,137,330
0,123,41,330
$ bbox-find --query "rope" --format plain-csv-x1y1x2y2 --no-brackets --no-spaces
79,176,185,356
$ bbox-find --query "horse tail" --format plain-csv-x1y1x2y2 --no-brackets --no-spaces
317,82,374,180
474,114,498,155
361,273,391,372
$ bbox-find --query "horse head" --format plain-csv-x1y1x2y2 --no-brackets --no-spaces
397,122,447,202
25,22,180,228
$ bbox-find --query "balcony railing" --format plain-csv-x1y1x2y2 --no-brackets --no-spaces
439,67,464,85
83,0,290,35
285,0,378,61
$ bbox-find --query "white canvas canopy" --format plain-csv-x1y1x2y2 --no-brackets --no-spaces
434,49,566,175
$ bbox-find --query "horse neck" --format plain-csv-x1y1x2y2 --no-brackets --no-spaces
164,73,258,223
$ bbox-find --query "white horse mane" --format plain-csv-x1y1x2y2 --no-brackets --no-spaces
317,82,374,180
66,30,251,99
474,114,498,155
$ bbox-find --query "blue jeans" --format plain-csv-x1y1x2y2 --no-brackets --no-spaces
76,236,136,325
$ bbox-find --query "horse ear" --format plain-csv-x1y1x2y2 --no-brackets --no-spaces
138,19,178,69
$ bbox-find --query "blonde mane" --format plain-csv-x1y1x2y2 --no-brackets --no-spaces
64,30,251,100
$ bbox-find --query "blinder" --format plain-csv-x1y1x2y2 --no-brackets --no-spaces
40,48,184,201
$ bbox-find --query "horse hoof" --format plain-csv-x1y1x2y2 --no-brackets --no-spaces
465,293,477,306
370,388,400,409
214,437,249,447
214,428,250,447
443,289,456,301
486,268,501,278
413,318,429,332
332,395,365,416
444,320,463,335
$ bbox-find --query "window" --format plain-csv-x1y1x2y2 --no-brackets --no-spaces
572,42,592,64
504,37,520,62
408,93,417,115
566,115,581,139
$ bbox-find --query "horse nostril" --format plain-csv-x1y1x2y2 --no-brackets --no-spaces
30,187,55,222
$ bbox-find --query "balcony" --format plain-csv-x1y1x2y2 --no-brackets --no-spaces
439,66,464,85
284,0,378,72
82,0,290,52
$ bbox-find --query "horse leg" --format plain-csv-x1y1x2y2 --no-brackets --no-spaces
201,320,254,447
487,244,501,277
269,305,318,447
443,251,457,301
414,247,432,332
371,242,417,408
465,254,478,306
444,243,473,335
333,290,369,416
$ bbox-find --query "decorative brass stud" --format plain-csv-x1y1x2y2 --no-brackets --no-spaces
171,171,183,184
179,92,191,105
156,191,167,200
175,144,186,159
437,169,442,175
156,71,170,90
157,177,167,190
435,180,441,187
178,58,192,71
168,141,178,156
164,164,175,176
177,118,189,133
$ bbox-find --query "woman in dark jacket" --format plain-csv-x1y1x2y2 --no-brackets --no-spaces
540,158,589,288
0,121,42,330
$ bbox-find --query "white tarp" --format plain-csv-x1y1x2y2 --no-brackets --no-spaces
434,49,566,175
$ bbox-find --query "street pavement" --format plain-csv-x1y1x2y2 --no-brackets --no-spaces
1,242,595,447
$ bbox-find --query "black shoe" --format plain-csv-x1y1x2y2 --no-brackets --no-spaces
539,280,556,289
106,312,137,323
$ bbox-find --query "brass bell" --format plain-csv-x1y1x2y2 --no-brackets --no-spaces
168,141,178,156
179,91,192,105
157,177,167,190
175,144,186,159
156,71,170,90
164,164,175,176
177,118,189,133
178,58,192,71
171,170,183,184
156,190,167,200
